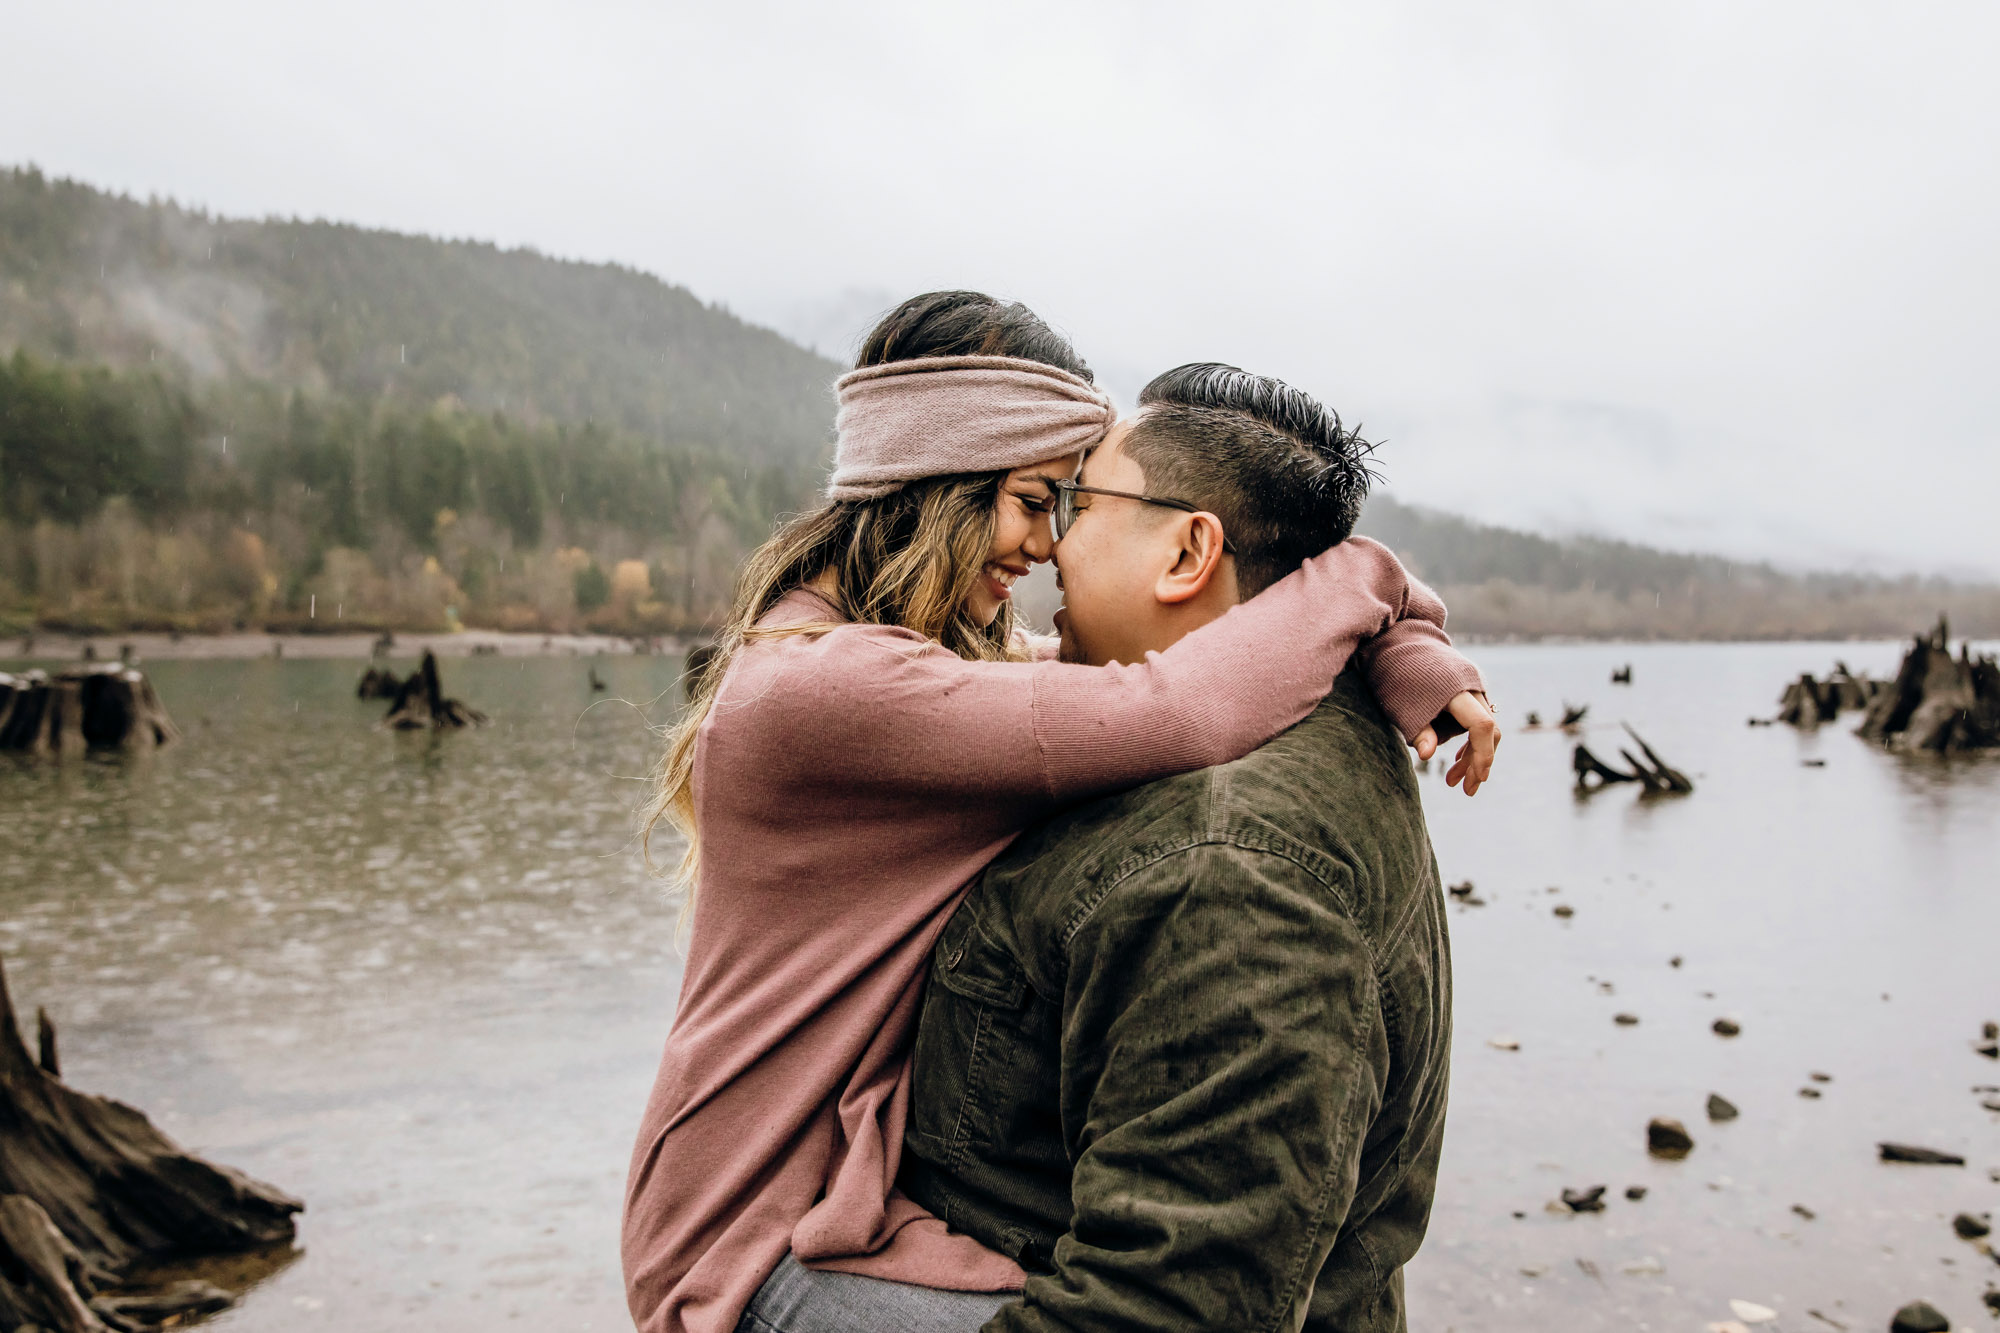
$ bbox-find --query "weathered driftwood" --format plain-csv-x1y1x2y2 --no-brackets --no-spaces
1611,664,1633,684
1858,617,2000,752
0,666,179,756
381,650,487,730
1574,725,1694,795
0,958,301,1331
1573,743,1639,787
1776,661,1891,727
355,666,402,700
1559,702,1590,729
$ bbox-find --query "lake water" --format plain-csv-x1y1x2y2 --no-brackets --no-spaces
2,641,1996,1332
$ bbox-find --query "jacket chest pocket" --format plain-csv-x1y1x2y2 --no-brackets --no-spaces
910,904,1054,1168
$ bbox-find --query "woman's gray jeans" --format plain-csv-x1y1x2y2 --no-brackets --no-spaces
736,1253,1012,1333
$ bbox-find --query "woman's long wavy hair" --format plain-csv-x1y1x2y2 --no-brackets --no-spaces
644,291,1094,938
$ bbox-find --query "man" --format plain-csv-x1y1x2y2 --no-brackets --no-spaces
893,363,1489,1331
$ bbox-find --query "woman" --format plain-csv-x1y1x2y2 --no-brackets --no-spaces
622,292,1495,1333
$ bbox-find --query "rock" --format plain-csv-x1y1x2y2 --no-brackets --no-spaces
1615,1013,1640,1026
1981,1097,2000,1113
1447,880,1475,898
1708,1093,1740,1122
1621,1256,1665,1275
1800,1087,1823,1099
1670,955,1684,968
1888,1300,1950,1333
1983,1290,2000,1316
1553,904,1575,918
1730,1299,1779,1323
1811,1071,1833,1082
1879,1142,1965,1165
1978,1042,1999,1060
1488,1036,1520,1051
1561,1185,1607,1212
1802,758,1827,767
1953,1212,1991,1240
1793,1203,1817,1220
1985,1021,1998,1041
1713,1017,1742,1037
1647,1117,1695,1159
1625,1185,1648,1201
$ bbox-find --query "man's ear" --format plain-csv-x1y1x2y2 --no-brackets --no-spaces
1154,512,1232,605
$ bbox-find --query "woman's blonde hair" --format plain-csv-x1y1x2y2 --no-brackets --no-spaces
644,471,1032,937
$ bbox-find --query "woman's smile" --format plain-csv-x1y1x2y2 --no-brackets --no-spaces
981,562,1025,603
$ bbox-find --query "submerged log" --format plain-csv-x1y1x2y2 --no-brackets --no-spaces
0,958,301,1330
1611,664,1633,684
1575,725,1694,795
0,665,178,755
1858,618,2000,752
1619,724,1695,794
381,650,487,730
1573,743,1640,788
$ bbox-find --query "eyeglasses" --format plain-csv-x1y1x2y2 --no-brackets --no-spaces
1047,479,1236,554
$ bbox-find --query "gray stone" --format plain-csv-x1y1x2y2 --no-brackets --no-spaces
1888,1299,1949,1333
1647,1117,1695,1158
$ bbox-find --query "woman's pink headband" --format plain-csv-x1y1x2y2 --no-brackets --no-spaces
827,355,1116,501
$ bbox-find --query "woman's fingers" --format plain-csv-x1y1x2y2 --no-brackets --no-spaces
1445,691,1501,796
1414,726,1439,761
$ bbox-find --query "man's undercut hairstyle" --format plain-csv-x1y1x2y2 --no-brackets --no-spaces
1126,363,1377,597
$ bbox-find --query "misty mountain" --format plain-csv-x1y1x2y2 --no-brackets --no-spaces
2,164,1992,639
0,165,840,465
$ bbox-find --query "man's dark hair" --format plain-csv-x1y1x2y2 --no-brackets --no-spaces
1126,363,1377,596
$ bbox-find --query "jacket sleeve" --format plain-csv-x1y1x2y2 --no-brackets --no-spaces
985,844,1386,1333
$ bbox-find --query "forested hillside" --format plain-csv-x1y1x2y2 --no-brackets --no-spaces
0,166,840,462
2,164,1992,640
1358,497,2000,639
0,166,836,634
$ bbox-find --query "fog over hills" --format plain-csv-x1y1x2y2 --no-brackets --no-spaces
0,166,839,463
2,167,1993,639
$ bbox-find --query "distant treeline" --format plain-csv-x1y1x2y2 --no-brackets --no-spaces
1360,498,2000,640
0,352,804,634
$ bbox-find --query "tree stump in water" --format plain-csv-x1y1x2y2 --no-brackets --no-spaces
0,958,301,1330
381,650,487,729
0,666,178,756
1858,617,2000,752
355,666,403,700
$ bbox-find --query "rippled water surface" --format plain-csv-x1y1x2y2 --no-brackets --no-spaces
2,642,1996,1332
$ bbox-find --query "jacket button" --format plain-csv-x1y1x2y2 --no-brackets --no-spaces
947,945,966,969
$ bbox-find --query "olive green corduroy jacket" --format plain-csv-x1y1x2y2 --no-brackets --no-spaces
901,669,1453,1333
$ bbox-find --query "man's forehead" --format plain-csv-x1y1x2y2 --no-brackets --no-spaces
1078,419,1135,484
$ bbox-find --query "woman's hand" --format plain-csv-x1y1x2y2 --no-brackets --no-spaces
1414,692,1500,796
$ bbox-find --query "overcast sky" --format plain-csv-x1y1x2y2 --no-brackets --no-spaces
5,1,1996,577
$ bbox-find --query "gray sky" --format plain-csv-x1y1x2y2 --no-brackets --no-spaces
6,1,1997,577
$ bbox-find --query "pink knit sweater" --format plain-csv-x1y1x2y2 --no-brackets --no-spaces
620,536,1485,1333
